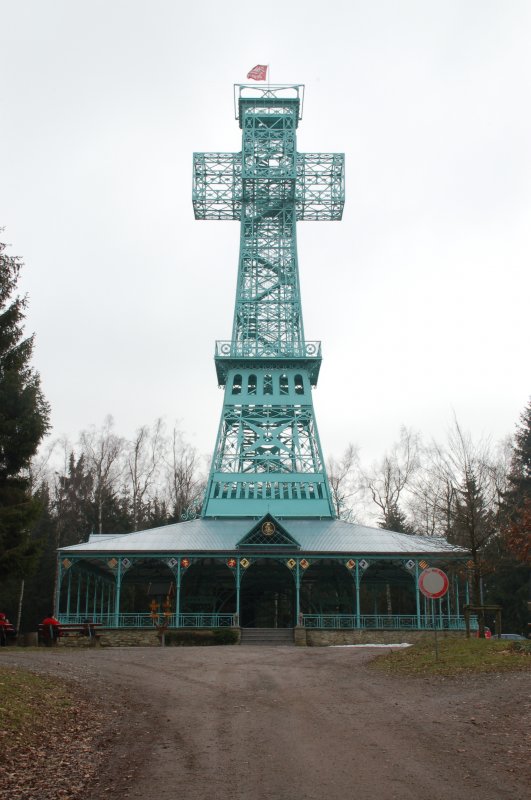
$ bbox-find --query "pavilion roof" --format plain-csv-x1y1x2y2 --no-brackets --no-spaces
60,518,466,558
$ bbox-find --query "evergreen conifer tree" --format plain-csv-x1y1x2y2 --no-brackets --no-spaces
503,399,531,563
0,238,50,579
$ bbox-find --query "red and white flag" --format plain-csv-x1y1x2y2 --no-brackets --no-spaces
247,64,268,81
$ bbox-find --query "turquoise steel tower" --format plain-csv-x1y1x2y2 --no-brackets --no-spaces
193,84,344,518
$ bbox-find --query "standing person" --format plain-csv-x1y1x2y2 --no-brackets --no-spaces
0,613,11,646
40,614,61,646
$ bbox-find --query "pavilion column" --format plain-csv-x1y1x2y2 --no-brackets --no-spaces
76,573,81,616
355,561,361,628
295,561,301,625
114,559,122,627
85,574,90,616
54,558,63,617
455,575,460,621
415,560,421,628
235,561,241,625
66,569,72,617
176,564,181,626
100,581,104,619
93,578,98,617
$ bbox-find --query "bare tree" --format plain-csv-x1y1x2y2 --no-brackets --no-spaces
327,443,361,521
363,427,420,528
163,426,204,521
126,419,164,531
79,416,124,534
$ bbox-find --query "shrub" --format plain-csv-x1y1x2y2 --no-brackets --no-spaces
164,628,239,646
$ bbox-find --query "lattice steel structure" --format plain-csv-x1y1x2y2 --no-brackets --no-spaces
194,84,344,518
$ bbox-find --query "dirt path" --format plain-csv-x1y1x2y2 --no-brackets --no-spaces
2,646,529,800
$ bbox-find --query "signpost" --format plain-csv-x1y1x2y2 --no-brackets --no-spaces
418,568,449,661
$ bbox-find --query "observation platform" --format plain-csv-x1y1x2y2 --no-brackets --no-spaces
214,340,322,386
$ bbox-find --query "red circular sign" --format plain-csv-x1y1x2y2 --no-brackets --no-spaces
418,568,449,599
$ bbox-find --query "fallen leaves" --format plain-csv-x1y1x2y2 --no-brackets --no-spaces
0,666,117,800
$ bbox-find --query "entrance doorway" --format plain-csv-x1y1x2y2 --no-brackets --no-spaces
240,559,295,628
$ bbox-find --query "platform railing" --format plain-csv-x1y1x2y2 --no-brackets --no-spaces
57,613,476,631
58,613,236,629
301,614,477,631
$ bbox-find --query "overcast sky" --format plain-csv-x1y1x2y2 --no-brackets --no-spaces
1,0,529,469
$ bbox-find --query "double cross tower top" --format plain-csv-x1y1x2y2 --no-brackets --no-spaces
193,84,344,519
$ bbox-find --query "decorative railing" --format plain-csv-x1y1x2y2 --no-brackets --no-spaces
58,613,476,631
301,614,477,631
58,613,236,629
215,340,321,360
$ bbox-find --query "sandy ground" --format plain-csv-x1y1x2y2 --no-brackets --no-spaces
1,645,529,800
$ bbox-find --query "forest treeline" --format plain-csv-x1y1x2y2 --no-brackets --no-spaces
0,403,528,633
1,236,529,633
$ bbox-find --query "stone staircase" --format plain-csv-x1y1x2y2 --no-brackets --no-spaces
240,627,295,646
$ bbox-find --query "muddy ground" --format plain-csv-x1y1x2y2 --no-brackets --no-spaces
1,646,529,800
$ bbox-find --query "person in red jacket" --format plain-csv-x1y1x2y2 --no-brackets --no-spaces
0,613,13,646
41,614,61,645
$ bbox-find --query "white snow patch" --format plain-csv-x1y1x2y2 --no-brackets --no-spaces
330,643,413,649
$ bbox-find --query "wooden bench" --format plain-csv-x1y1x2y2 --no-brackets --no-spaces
38,622,103,643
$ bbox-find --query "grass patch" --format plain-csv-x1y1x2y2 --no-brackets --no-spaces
0,666,75,737
371,637,531,677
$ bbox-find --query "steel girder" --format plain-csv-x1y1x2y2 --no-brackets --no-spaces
193,153,345,221
195,86,343,518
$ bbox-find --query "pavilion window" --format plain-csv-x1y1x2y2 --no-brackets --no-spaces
280,374,289,395
232,374,242,395
294,374,304,395
248,374,257,394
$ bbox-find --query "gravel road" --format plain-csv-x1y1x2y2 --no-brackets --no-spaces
2,646,529,800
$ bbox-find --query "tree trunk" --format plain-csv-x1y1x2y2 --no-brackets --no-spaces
16,579,25,632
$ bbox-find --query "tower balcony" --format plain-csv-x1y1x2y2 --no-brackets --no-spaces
214,340,322,386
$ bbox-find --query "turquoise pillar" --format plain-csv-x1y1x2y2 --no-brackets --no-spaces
54,559,63,616
66,569,72,617
93,579,97,616
176,565,181,625
85,574,90,616
355,561,361,628
415,560,421,628
295,561,301,625
114,560,122,627
236,560,241,624
76,574,81,616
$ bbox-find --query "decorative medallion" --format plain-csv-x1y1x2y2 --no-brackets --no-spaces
405,559,415,571
227,558,237,569
240,558,250,569
167,558,178,569
466,560,474,569
286,558,296,569
300,559,310,570
261,521,276,536
107,558,118,569
419,560,429,570
346,559,356,570
181,558,191,569
358,559,369,571
122,558,132,571
62,558,72,570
